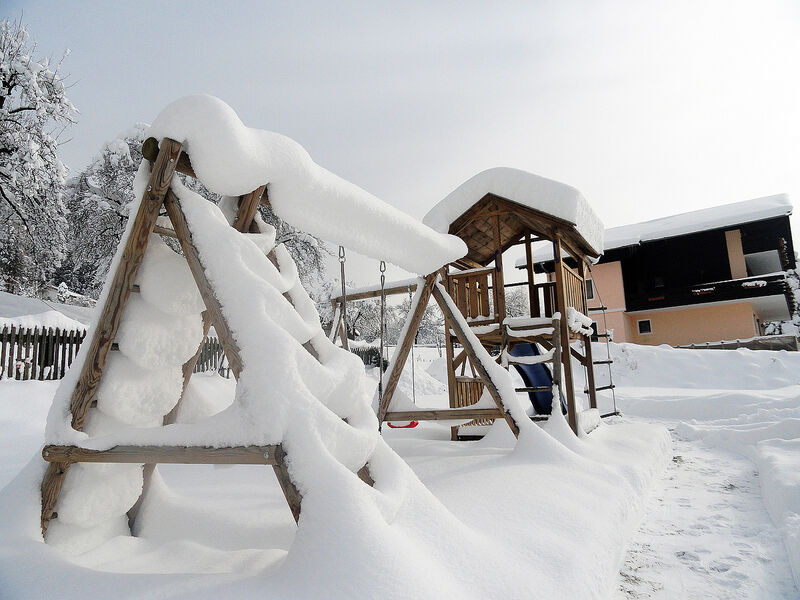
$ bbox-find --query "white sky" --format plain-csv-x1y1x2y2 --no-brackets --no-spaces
8,0,800,286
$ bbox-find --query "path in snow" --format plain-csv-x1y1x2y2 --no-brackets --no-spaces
616,425,797,599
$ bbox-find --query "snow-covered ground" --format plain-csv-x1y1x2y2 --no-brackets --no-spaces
591,342,800,597
1,341,798,598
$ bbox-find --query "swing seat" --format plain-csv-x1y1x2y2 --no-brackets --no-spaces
387,420,419,429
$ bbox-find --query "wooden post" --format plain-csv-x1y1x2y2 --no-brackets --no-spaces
377,273,438,423
552,235,578,434
492,215,506,321
41,138,183,535
525,232,539,318
431,283,520,438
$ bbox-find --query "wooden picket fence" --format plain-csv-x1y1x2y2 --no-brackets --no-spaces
0,325,229,381
0,325,86,381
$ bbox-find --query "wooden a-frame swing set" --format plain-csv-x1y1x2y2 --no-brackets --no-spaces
39,137,538,536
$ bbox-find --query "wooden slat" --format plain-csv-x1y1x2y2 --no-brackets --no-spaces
43,444,279,465
377,273,438,423
456,277,467,316
0,325,7,379
477,273,490,317
468,277,479,318
40,139,183,536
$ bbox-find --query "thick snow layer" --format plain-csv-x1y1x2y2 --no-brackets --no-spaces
135,236,206,316
0,290,91,330
54,463,143,528
518,193,793,266
566,306,593,336
148,95,466,275
423,167,604,256
95,355,183,426
0,376,669,599
116,295,203,370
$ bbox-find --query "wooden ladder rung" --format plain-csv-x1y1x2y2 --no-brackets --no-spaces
515,386,552,393
593,360,613,365
384,408,503,422
587,384,616,393
530,415,549,422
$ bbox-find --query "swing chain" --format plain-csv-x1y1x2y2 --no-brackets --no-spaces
339,246,348,345
378,260,387,415
409,284,416,404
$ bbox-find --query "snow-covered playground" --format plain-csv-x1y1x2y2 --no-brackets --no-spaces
1,342,799,598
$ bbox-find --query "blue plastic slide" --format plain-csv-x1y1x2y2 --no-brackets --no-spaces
508,343,567,415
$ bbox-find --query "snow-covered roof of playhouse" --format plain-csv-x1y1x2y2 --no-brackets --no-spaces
423,167,605,256
148,95,466,275
517,193,793,267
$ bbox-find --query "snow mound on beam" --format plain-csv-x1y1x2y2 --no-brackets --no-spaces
148,95,466,275
423,167,604,256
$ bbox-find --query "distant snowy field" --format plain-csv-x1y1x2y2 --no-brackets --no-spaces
1,343,798,598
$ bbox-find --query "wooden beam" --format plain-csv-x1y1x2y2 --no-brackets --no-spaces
41,138,183,536
69,139,182,430
233,185,267,232
331,282,417,303
153,224,178,238
272,445,302,523
552,236,578,434
142,137,196,178
43,444,279,465
377,273,438,423
431,283,521,437
164,190,244,379
384,408,502,422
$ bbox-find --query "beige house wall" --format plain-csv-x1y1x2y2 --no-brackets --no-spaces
725,229,748,279
586,261,631,341
626,301,759,346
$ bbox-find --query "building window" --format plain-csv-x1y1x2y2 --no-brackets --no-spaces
586,279,595,300
637,319,652,335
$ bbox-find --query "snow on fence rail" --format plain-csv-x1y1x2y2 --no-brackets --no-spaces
0,325,227,381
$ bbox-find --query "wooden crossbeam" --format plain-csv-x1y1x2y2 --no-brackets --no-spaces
43,444,279,465
384,408,502,422
40,138,183,536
